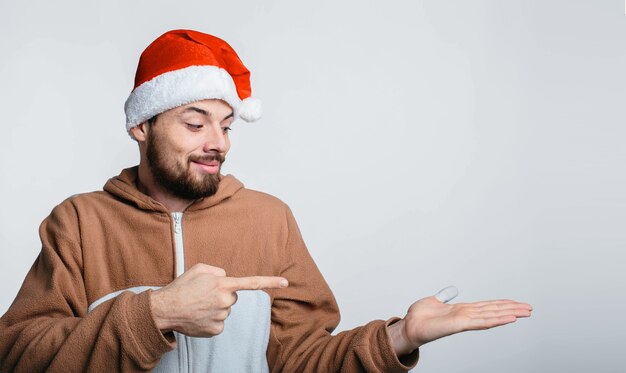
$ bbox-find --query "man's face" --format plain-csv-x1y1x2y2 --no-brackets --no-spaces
144,99,234,200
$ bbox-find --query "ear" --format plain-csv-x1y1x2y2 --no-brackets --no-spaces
129,122,148,142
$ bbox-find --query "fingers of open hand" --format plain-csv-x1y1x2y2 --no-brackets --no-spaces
477,302,532,315
472,299,532,310
464,314,518,330
453,302,532,331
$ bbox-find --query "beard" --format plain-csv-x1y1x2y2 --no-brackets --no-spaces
146,129,225,200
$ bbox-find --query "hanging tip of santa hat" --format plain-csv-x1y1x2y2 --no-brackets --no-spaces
239,97,262,122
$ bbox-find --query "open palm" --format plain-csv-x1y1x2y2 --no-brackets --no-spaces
389,288,532,355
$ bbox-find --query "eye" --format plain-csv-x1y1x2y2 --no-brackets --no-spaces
222,126,232,134
186,123,203,130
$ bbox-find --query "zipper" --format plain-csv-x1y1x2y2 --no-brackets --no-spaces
172,212,185,278
171,212,191,372
186,336,192,373
177,331,186,372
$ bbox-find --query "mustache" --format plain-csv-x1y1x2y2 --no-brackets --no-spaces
189,152,225,164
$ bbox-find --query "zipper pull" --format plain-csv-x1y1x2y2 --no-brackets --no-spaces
173,213,182,234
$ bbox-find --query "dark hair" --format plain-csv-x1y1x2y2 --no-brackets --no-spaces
147,115,159,126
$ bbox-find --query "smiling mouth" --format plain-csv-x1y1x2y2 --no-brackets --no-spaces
189,152,224,175
190,160,220,174
189,152,225,175
193,160,220,167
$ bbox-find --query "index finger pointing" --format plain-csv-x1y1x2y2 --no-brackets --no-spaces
225,276,289,291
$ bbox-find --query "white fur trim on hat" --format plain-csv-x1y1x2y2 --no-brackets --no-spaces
124,65,244,131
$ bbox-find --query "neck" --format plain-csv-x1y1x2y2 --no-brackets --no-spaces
136,163,194,212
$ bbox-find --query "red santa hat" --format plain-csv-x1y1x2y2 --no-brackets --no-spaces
124,29,261,131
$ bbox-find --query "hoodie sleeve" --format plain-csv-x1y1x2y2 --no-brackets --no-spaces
0,200,175,373
266,207,419,372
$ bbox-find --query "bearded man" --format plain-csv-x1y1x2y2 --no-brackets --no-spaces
0,30,532,372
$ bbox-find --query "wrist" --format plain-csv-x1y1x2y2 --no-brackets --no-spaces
387,319,419,357
149,289,173,332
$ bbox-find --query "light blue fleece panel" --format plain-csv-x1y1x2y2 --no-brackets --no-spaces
152,290,272,373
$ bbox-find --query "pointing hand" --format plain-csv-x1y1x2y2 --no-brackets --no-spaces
150,263,288,337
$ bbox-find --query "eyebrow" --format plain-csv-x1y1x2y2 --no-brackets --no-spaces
181,106,234,121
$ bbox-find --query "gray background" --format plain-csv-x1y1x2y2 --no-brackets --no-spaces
1,0,624,372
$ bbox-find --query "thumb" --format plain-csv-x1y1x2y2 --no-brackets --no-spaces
434,285,459,303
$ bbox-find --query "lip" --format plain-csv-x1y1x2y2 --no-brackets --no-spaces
194,160,219,167
191,160,220,174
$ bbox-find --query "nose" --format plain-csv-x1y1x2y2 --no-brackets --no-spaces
202,125,229,153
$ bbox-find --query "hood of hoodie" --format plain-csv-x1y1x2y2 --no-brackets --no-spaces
103,166,244,212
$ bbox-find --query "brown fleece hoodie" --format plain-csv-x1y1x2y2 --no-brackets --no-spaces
0,167,418,372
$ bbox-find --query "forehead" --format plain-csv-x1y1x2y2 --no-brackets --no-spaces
169,99,233,118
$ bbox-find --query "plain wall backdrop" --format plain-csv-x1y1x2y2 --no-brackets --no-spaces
1,1,624,372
